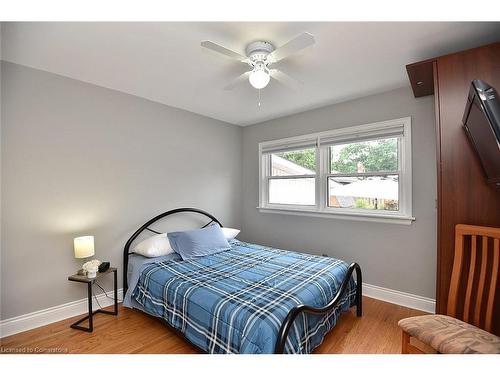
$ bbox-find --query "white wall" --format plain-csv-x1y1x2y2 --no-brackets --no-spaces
241,87,437,299
0,62,242,319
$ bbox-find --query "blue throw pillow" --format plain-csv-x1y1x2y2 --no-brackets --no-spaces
167,224,231,260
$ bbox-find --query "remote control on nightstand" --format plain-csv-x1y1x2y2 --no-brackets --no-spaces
98,262,110,273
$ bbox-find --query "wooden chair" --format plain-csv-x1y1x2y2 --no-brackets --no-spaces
398,224,500,354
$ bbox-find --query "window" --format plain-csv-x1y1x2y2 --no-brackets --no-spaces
328,138,399,211
269,149,316,206
258,117,413,224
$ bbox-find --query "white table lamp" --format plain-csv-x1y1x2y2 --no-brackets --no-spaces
74,236,95,259
74,236,97,277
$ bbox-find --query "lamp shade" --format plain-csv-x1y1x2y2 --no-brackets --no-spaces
248,61,270,90
74,236,95,259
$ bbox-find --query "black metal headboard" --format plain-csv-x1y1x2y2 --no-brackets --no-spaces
123,207,222,294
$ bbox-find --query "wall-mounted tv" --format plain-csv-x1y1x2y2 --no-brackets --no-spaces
462,79,500,187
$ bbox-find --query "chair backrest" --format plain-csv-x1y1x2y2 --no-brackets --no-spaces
447,224,500,332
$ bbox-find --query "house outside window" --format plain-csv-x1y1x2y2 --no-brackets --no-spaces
258,117,414,224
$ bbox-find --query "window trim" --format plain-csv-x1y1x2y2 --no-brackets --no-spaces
258,117,415,225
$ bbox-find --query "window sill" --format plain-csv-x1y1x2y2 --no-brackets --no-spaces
256,206,415,225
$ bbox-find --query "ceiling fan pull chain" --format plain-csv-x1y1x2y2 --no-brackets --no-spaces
258,89,261,107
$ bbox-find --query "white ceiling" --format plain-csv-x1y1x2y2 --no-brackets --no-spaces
2,22,500,126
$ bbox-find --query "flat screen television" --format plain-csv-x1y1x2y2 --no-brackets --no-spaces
462,79,500,187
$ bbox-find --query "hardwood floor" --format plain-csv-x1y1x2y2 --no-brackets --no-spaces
0,297,426,354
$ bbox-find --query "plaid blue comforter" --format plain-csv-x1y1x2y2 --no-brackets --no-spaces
132,240,356,354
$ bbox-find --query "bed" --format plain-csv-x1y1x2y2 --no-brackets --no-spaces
123,208,362,354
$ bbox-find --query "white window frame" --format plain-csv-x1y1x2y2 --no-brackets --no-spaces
258,117,415,225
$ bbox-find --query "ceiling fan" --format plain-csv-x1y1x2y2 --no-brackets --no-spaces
201,32,315,91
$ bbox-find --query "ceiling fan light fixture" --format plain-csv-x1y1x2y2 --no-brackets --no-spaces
249,63,270,89
201,33,315,91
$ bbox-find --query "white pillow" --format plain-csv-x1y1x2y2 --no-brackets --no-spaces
133,232,174,257
221,227,240,240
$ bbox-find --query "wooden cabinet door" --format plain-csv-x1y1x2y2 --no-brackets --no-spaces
435,42,500,334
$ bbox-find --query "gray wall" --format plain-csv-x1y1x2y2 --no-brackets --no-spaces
0,62,242,319
240,86,437,299
0,27,3,320
1,62,438,321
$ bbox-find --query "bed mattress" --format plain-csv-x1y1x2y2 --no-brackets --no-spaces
130,239,356,354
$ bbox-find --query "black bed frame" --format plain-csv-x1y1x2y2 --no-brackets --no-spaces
123,207,362,354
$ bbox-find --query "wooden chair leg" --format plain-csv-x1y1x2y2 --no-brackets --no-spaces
401,330,429,354
401,331,410,354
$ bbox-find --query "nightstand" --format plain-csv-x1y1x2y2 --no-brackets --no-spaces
68,267,118,332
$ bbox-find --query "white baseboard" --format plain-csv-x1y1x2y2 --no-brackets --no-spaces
0,288,123,338
363,283,435,313
0,283,434,338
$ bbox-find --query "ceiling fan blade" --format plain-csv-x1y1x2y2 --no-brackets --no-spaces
201,40,248,63
268,32,315,63
270,69,303,91
223,71,251,90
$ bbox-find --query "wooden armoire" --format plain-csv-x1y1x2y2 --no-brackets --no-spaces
407,42,500,335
